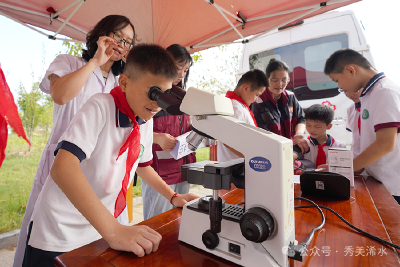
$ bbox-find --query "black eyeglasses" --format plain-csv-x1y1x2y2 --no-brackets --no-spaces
112,32,133,50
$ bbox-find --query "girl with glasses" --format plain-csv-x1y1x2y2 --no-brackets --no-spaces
252,58,308,153
14,15,136,267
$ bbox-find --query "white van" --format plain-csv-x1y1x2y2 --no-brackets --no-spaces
238,10,374,145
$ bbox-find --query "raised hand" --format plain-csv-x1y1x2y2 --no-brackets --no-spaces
91,36,118,67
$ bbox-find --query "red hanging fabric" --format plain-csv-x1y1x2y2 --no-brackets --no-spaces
110,86,141,218
0,65,31,167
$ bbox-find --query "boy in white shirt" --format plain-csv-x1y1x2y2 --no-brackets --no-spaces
217,69,268,161
294,104,346,168
325,48,400,205
23,44,198,267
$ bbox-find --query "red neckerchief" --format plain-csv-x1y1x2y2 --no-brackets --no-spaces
225,91,257,126
308,136,335,168
110,86,141,218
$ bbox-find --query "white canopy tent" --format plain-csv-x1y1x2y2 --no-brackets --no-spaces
0,0,360,53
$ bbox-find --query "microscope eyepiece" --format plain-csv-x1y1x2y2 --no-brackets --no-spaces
147,86,186,115
148,86,163,102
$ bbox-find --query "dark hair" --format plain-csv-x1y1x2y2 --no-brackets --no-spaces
166,44,193,89
324,48,373,75
82,15,136,76
266,58,290,78
123,44,178,82
237,69,268,91
305,104,334,125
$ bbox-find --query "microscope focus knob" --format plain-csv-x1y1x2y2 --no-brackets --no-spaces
202,230,219,249
240,207,274,243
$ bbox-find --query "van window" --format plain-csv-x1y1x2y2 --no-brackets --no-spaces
248,33,348,99
292,33,349,100
248,45,294,91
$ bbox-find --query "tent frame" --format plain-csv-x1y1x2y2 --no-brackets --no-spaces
0,1,86,42
0,0,354,48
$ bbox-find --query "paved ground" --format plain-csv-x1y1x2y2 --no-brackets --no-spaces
0,185,212,267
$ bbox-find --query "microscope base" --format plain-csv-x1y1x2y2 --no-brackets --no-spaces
178,199,290,267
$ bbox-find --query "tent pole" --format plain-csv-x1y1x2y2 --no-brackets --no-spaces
0,2,87,36
0,10,85,43
51,0,83,19
249,7,320,42
203,0,243,24
192,23,242,48
51,0,85,39
0,10,50,38
189,0,353,51
213,4,244,40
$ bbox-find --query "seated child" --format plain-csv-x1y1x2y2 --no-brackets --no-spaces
325,48,400,205
217,69,268,161
23,44,198,267
294,104,346,169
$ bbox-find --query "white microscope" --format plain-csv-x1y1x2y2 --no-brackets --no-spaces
149,86,296,267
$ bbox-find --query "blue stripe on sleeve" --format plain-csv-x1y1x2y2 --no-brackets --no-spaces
54,141,86,162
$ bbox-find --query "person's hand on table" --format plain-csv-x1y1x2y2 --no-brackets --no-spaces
154,133,178,151
293,135,308,153
106,224,162,257
171,193,200,207
354,168,364,176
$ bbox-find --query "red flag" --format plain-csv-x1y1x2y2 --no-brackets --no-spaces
0,65,31,167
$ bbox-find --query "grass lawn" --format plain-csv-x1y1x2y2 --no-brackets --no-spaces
0,133,45,234
0,135,210,234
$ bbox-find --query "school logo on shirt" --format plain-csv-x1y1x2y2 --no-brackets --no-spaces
288,106,293,117
362,109,369,120
139,144,144,158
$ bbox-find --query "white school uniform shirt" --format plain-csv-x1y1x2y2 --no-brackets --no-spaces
29,94,153,252
35,54,119,186
302,135,347,166
13,54,120,267
346,103,361,158
217,99,255,162
358,73,400,196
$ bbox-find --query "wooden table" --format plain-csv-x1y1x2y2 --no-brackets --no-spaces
55,176,400,266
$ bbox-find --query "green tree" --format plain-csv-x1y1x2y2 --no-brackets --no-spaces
17,82,43,151
193,44,242,95
38,95,53,143
60,41,84,56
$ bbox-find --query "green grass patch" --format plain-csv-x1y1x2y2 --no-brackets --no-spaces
196,147,210,162
0,133,44,234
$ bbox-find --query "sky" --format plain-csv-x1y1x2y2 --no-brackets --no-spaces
1,0,400,98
